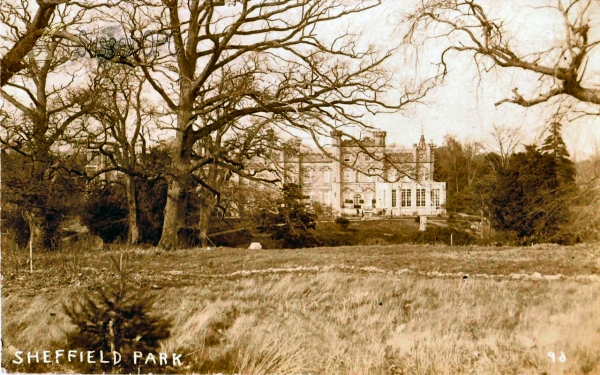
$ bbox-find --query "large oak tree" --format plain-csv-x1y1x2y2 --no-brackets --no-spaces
1,37,94,249
118,0,428,249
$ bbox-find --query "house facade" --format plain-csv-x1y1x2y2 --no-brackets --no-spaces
283,131,447,216
82,131,447,217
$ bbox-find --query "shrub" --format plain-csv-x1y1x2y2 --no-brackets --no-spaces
262,184,318,248
548,232,582,246
82,176,168,245
212,229,253,247
335,216,350,230
0,203,30,248
63,254,173,374
82,183,129,243
312,202,333,220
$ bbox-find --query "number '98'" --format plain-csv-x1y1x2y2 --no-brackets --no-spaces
547,351,566,363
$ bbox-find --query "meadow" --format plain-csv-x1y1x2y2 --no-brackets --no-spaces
2,242,600,374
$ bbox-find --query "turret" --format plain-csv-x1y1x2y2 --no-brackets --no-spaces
417,134,426,150
373,131,387,147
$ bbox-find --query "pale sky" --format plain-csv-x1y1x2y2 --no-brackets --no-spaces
309,0,600,160
2,0,599,160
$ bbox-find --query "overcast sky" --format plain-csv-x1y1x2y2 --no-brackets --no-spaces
315,0,600,160
2,0,599,160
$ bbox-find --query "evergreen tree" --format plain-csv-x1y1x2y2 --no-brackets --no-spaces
541,122,578,192
490,145,571,240
262,183,318,248
63,254,173,374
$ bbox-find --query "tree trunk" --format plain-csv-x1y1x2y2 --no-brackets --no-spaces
158,177,187,250
198,194,217,248
199,208,210,248
157,83,194,250
125,175,140,244
25,211,48,251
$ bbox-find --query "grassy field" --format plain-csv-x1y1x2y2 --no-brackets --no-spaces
210,218,427,249
2,242,600,374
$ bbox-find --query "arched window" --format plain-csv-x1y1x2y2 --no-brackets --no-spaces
354,194,361,206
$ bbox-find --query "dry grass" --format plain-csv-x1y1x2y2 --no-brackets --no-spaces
2,243,600,374
3,243,599,296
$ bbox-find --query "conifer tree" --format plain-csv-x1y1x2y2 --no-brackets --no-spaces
540,122,577,191
490,142,577,242
262,183,318,248
63,254,173,374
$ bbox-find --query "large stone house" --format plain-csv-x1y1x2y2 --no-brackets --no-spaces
282,131,447,216
82,131,447,217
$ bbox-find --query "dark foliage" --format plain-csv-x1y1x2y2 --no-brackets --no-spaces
136,176,168,245
490,145,574,239
335,216,350,230
261,183,318,248
83,183,129,243
82,176,168,245
1,150,86,250
540,121,578,195
1,203,31,248
210,229,254,248
184,188,202,227
63,255,173,374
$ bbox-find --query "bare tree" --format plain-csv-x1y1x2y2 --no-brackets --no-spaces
1,27,95,250
569,139,600,240
1,0,68,85
83,64,155,244
463,140,484,189
487,123,524,169
406,0,600,108
0,0,119,86
117,0,429,249
190,119,282,247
